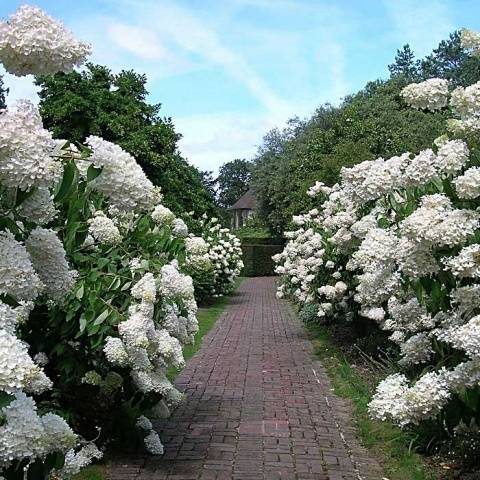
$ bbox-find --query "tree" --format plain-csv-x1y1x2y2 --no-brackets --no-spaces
388,44,419,80
419,31,480,86
35,64,216,216
200,170,217,203
216,158,252,208
0,75,8,109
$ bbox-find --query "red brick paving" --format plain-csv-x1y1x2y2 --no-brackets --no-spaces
107,277,383,480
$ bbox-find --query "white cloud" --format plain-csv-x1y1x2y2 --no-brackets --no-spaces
317,40,348,103
107,0,290,116
106,23,170,61
176,111,287,173
384,0,455,56
1,70,39,106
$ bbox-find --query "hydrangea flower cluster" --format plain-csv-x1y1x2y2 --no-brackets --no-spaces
0,5,90,76
192,216,244,298
88,211,122,245
85,136,160,213
104,266,197,417
275,29,480,429
0,100,60,190
401,78,449,111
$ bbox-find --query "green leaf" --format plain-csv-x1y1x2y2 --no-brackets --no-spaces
15,187,36,207
94,309,110,326
0,216,20,234
87,164,103,182
79,314,87,333
54,161,77,202
0,391,15,409
75,284,84,300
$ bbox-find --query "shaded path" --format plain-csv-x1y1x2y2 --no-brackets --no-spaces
107,277,382,479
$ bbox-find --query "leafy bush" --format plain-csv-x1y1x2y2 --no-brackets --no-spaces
274,28,480,457
0,6,212,479
184,215,243,302
298,304,319,323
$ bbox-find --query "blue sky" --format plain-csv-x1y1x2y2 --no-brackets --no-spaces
1,1,479,173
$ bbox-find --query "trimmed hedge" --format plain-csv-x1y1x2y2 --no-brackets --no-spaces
240,237,285,276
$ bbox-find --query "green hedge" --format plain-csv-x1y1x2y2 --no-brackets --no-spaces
240,237,285,276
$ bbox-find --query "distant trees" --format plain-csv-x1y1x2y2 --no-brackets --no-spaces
35,64,216,216
216,159,252,208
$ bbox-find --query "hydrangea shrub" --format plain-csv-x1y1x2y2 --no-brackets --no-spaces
0,5,210,478
274,29,480,434
184,215,243,302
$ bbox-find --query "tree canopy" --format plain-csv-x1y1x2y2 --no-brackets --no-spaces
216,158,252,208
35,64,216,216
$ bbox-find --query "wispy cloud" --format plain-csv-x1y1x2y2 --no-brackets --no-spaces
384,0,455,56
107,0,290,116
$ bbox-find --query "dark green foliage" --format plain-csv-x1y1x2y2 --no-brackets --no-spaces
0,75,7,110
388,44,419,81
251,32,480,234
35,64,215,216
216,158,252,208
240,237,284,277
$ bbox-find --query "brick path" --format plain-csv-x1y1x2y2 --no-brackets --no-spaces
107,277,383,480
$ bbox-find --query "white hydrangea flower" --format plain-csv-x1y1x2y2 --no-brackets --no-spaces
33,352,49,367
369,371,450,426
454,166,480,199
461,28,480,54
0,392,76,468
400,194,479,247
436,315,480,358
103,337,129,367
401,78,449,111
25,228,77,301
444,244,480,278
0,230,43,301
144,431,164,455
0,329,52,393
136,415,153,431
131,273,156,303
17,187,57,225
172,218,188,238
0,101,61,190
51,444,103,479
185,237,208,256
0,5,90,76
451,285,480,317
88,211,122,245
398,332,433,367
450,81,480,118
85,136,158,212
159,263,195,300
151,204,175,226
435,139,469,175
445,358,480,391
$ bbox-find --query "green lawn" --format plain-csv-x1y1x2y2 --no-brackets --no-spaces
73,278,245,480
305,321,444,480
72,465,105,480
